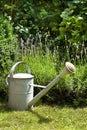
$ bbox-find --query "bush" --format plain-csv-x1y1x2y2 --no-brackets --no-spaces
23,52,57,85
52,64,87,106
58,0,87,64
0,15,19,101
22,49,87,106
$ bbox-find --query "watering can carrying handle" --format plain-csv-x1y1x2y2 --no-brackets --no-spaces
6,61,31,85
10,61,31,77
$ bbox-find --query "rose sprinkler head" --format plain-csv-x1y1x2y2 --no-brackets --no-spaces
65,62,76,74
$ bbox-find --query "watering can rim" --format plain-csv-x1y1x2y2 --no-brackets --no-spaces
7,73,34,79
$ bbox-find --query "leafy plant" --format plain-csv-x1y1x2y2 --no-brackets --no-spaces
58,0,87,64
23,52,57,86
0,15,19,100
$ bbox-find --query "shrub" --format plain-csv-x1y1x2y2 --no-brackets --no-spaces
22,49,87,106
52,64,87,106
0,15,19,101
58,0,87,64
23,52,57,86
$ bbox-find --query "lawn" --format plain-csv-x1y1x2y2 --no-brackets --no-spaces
0,103,87,130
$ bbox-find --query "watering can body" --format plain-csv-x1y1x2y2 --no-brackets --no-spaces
7,62,34,110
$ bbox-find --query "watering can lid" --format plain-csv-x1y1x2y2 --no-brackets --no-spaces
8,73,34,79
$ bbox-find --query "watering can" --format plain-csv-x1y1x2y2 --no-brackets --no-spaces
6,61,75,110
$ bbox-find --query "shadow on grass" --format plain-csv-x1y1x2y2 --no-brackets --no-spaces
0,102,52,124
30,109,53,124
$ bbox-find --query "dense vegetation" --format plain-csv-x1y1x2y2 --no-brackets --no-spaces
0,0,87,106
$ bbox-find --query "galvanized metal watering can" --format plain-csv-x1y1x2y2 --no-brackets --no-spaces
6,61,75,110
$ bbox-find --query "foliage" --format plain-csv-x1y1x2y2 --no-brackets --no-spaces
21,41,87,106
22,49,57,97
0,0,87,64
0,25,87,106
0,0,67,38
58,0,87,63
59,64,87,107
0,15,20,98
0,0,87,106
23,53,57,86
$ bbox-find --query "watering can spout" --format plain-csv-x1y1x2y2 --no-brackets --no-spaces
28,62,76,108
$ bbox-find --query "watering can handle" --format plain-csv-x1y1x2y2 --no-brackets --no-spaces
10,61,31,77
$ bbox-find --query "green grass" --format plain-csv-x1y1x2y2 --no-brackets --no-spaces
0,103,87,130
